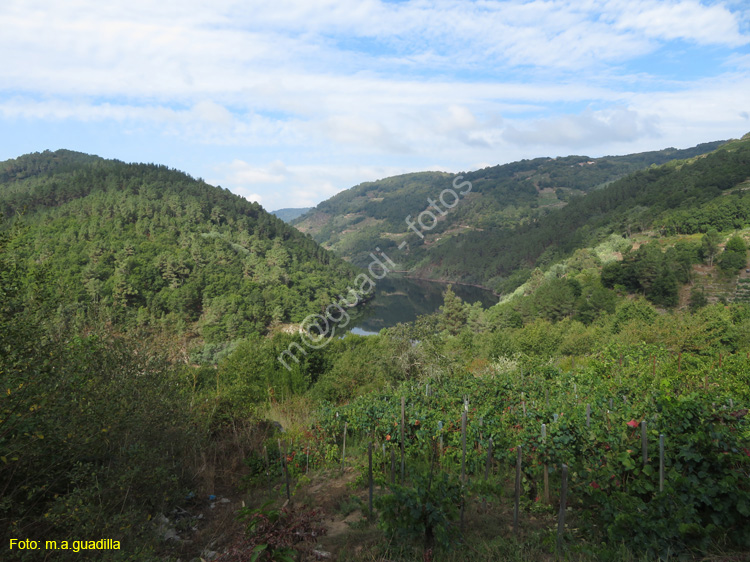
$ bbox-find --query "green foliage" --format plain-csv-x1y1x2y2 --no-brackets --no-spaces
438,286,468,335
0,150,358,349
601,241,698,308
1,325,200,558
0,217,213,560
320,346,750,559
582,395,750,558
375,469,462,550
310,335,397,403
514,319,564,359
719,234,747,272
701,228,722,266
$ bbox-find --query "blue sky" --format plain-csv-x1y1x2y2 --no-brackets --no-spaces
1,0,749,211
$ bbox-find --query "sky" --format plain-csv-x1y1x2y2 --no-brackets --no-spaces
1,1,749,211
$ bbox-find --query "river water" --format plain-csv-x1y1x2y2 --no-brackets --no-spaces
346,275,498,336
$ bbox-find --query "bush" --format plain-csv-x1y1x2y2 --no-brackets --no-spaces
582,395,750,558
375,469,462,551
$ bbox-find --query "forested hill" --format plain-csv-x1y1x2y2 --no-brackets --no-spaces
0,149,357,361
293,139,727,288
429,134,750,294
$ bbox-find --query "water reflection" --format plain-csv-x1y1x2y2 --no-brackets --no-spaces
346,275,498,336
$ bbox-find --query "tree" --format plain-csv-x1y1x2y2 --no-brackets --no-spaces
650,268,679,308
439,286,468,336
701,228,721,267
719,234,747,272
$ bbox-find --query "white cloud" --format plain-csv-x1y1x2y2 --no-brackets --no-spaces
611,0,749,47
223,160,288,185
2,0,747,101
239,192,264,205
1,0,748,207
212,160,414,210
503,107,661,148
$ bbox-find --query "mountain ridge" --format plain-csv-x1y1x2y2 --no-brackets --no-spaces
292,139,736,292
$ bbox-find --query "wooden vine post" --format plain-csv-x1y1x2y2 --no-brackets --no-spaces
281,441,291,501
484,438,493,480
438,421,444,461
557,464,569,552
513,445,522,534
460,408,467,532
368,442,373,518
263,445,271,495
461,410,467,482
400,396,405,484
542,423,549,504
391,447,396,487
341,422,348,471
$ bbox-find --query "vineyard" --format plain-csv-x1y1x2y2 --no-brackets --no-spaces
238,345,750,561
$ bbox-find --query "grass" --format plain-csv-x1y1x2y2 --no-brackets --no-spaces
264,395,317,435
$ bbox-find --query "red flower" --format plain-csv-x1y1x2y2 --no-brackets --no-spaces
386,434,391,441
590,482,600,489
626,420,639,428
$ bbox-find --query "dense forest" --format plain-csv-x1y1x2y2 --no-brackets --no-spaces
0,150,358,361
1,141,749,561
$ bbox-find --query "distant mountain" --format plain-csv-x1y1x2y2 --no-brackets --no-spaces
272,207,312,222
293,140,729,291
0,150,357,359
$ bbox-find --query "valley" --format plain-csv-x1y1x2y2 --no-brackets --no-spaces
2,135,750,562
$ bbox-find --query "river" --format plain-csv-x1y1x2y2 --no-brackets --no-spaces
346,275,499,336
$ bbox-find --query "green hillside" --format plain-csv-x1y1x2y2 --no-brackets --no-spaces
3,144,750,562
461,134,750,294
0,149,357,360
294,141,726,288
